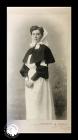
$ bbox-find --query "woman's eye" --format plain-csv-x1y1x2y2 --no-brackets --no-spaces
37,33,40,35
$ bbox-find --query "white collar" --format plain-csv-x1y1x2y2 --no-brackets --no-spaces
30,41,43,48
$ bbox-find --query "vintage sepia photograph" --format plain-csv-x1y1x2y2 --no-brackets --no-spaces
7,7,71,133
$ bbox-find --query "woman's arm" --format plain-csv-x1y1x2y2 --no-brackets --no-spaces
31,61,48,81
20,64,30,77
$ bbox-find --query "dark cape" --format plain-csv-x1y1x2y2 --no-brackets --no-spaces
20,44,55,80
23,44,55,64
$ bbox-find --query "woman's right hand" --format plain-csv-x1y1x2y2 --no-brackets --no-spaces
25,78,34,88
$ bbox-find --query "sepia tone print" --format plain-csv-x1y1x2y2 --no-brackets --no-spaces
7,7,71,133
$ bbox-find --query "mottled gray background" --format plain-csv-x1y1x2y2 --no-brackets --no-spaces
7,7,71,121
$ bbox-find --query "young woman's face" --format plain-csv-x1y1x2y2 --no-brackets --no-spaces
31,29,43,43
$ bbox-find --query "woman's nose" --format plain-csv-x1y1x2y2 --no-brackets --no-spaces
34,36,37,38
34,34,37,38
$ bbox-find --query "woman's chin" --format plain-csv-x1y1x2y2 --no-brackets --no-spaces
33,40,40,43
34,41,38,44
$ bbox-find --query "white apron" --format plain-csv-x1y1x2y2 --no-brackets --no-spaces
25,54,56,120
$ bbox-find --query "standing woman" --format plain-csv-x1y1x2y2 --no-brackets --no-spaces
20,26,56,120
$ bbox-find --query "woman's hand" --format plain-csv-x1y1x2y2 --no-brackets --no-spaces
26,81,34,88
25,78,34,88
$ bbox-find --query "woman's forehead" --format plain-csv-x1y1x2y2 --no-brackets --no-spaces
32,30,41,34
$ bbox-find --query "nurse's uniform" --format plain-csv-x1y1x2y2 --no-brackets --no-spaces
24,44,56,120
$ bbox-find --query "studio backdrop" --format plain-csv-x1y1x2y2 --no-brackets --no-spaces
7,7,71,121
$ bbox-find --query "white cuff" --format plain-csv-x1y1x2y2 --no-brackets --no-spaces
40,61,47,66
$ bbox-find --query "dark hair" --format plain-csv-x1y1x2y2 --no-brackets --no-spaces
30,26,44,36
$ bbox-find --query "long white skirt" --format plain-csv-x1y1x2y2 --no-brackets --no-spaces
25,77,56,120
